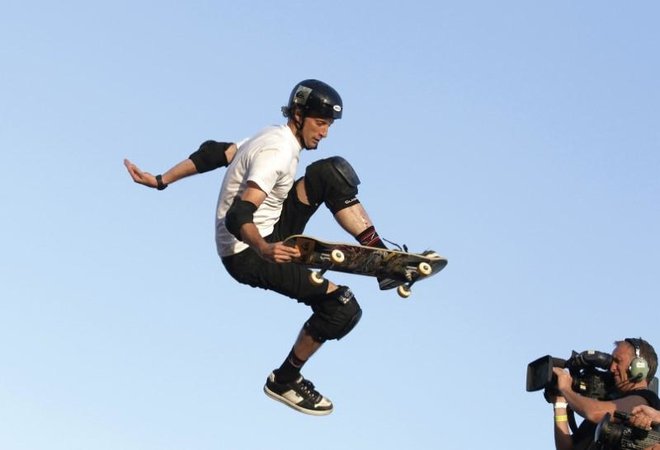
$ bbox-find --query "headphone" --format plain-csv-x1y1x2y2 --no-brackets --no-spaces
625,338,650,382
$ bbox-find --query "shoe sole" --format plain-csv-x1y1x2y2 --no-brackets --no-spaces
263,385,333,416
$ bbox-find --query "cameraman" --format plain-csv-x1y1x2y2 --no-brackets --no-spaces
550,338,659,450
630,405,660,450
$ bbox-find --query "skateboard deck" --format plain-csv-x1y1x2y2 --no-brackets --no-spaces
283,234,447,298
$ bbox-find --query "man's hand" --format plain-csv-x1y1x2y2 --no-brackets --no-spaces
630,404,660,431
124,159,158,188
552,368,574,394
257,242,301,263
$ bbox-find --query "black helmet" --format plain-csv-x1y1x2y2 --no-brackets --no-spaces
282,79,343,120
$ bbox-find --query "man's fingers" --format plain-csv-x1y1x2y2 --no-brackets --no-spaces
124,159,142,180
272,243,301,262
123,159,157,187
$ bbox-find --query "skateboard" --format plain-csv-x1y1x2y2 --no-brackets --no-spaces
283,234,448,298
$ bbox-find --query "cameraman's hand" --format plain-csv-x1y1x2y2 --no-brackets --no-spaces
630,405,660,431
552,368,573,394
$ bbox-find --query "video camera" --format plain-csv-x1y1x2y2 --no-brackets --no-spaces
526,350,615,400
595,411,660,450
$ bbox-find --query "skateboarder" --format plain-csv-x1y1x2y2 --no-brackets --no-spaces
125,79,391,415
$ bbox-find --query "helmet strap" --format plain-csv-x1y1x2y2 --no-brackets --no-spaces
293,109,310,149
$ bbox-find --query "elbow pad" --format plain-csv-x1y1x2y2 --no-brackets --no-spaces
225,198,258,241
189,140,232,173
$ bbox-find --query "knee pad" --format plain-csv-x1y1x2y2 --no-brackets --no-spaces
304,157,361,214
304,286,362,342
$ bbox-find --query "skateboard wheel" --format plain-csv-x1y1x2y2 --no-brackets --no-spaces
397,285,412,299
418,262,433,276
330,249,345,264
309,271,325,285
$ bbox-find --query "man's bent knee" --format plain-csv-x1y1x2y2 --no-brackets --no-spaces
304,286,362,342
304,157,361,214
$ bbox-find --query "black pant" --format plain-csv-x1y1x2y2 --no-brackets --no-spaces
221,179,330,305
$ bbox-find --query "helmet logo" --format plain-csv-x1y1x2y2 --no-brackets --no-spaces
333,105,342,113
293,86,312,105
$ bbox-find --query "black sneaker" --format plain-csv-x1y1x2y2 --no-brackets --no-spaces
377,250,440,290
263,372,333,416
421,249,440,258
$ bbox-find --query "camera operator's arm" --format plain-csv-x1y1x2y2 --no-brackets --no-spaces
551,394,573,450
553,368,615,423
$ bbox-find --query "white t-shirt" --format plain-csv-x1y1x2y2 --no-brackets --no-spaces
215,125,302,257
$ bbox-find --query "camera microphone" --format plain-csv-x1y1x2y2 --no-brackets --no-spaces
614,411,631,421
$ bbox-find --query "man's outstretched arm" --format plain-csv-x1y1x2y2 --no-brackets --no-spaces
124,141,237,190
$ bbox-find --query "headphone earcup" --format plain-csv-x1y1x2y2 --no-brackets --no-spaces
629,356,650,382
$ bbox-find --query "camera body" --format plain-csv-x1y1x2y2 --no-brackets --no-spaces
526,350,615,400
595,411,660,450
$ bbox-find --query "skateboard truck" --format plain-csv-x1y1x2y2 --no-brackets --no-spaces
308,249,346,285
394,261,433,298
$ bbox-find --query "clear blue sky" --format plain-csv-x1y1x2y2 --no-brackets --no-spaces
2,1,658,449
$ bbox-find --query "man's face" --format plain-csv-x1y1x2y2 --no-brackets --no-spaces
301,116,333,150
610,341,636,390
